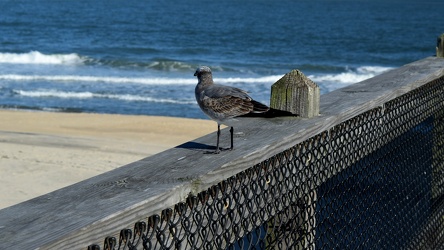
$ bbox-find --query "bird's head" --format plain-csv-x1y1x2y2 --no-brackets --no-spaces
194,66,212,77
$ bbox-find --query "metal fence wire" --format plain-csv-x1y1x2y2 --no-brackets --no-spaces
88,77,444,250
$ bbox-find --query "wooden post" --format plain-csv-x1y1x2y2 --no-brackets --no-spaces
270,69,320,118
436,34,444,58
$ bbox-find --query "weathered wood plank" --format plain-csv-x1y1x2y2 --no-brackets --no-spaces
0,57,444,249
437,33,444,58
270,69,320,117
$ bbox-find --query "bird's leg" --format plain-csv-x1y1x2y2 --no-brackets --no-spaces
230,127,234,150
215,124,221,154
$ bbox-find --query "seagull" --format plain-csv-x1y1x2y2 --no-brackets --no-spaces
194,66,293,154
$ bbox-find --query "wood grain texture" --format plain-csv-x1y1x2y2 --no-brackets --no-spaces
270,69,320,117
437,34,444,58
1,57,444,249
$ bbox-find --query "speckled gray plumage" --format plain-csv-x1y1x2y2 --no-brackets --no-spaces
194,66,269,126
194,66,269,153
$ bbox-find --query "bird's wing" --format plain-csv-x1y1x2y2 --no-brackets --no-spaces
202,95,254,117
201,84,270,116
204,84,251,100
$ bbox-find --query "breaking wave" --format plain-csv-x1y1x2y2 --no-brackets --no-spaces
0,74,282,85
0,51,85,65
309,66,393,84
13,89,196,105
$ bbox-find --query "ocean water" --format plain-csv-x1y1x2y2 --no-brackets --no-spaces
0,0,443,119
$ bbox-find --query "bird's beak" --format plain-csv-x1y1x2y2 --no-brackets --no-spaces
193,71,198,76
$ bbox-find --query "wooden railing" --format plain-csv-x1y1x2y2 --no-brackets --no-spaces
0,56,444,249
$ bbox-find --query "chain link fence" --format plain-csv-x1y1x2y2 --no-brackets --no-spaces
88,76,444,250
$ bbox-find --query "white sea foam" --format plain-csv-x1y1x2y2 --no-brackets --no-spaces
0,74,281,85
1,74,196,85
308,65,393,92
1,65,391,91
215,75,283,84
13,89,195,104
309,66,392,84
356,66,392,74
0,51,84,65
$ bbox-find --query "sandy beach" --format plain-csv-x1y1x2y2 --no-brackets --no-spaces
0,110,215,209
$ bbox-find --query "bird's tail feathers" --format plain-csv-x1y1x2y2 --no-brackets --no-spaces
243,99,297,118
251,100,269,113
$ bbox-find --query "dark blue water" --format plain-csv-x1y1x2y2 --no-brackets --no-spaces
0,0,442,119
